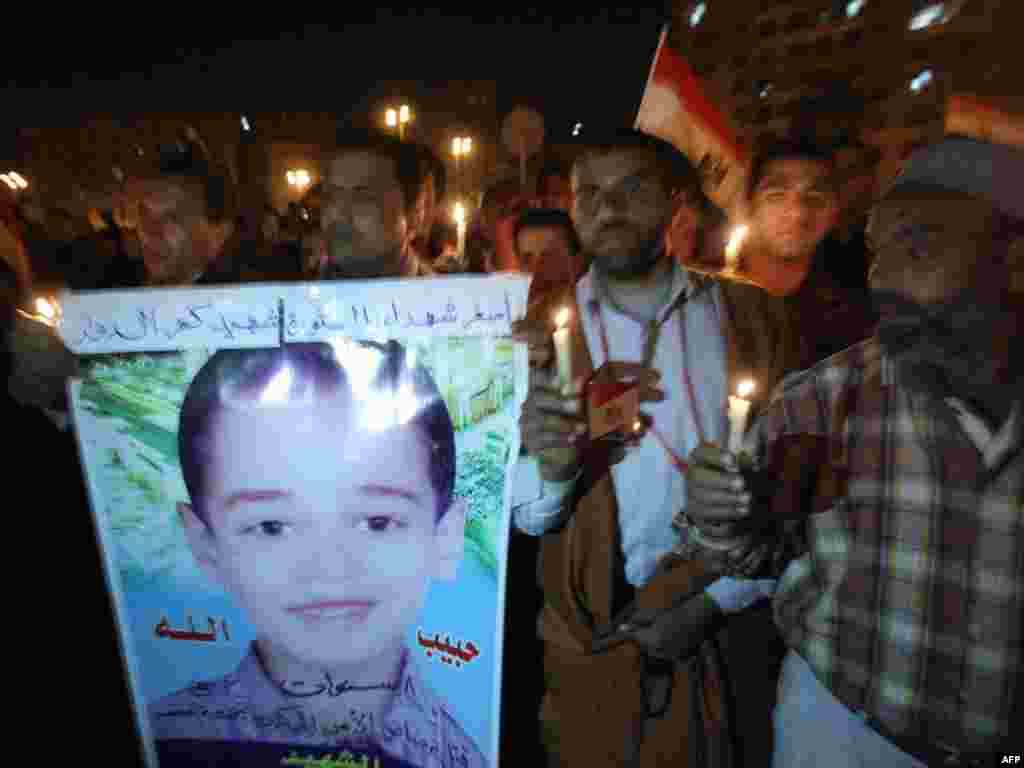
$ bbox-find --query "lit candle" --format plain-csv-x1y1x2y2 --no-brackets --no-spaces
17,296,60,328
553,307,573,393
36,298,56,321
453,202,467,260
727,379,755,455
724,224,749,274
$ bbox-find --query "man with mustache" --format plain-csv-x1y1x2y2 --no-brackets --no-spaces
685,134,1024,766
512,131,805,767
318,135,434,280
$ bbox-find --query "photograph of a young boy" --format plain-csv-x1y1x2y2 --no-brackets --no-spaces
149,340,487,768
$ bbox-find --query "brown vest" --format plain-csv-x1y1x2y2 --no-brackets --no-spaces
530,277,801,767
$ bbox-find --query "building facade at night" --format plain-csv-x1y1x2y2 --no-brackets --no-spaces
8,79,502,223
671,0,1019,186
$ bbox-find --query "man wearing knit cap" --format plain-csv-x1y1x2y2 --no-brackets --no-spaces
684,132,1024,766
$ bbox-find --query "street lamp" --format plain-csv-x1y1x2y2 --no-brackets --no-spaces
2,171,28,193
287,169,311,192
385,105,412,141
452,136,472,200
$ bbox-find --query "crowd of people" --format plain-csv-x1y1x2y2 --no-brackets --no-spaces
1,110,1021,767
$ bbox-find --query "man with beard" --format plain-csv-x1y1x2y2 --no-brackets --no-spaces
512,131,801,767
318,135,433,280
684,134,1024,766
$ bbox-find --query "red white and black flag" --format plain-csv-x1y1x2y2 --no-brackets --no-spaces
634,25,748,213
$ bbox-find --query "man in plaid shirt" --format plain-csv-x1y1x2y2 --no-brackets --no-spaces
684,134,1024,766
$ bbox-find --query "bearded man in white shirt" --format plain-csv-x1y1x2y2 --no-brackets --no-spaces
511,131,805,767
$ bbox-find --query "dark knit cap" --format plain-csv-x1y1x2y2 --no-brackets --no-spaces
888,135,1024,221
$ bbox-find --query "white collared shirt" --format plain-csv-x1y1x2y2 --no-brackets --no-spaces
513,264,729,587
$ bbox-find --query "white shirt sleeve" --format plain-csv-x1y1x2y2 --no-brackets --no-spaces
511,456,581,536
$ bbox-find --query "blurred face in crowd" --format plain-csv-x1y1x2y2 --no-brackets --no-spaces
129,176,231,285
571,148,674,279
539,174,572,211
665,189,703,264
868,184,1022,387
748,157,838,269
516,225,577,296
320,150,411,278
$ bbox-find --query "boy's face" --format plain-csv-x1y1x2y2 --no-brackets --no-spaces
180,396,464,671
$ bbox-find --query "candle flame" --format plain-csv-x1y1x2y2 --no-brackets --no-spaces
737,379,755,398
633,419,643,432
36,298,56,319
725,224,749,264
554,307,570,329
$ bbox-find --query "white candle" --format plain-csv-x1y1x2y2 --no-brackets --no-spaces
724,224,749,274
727,379,755,455
453,202,467,264
553,307,573,393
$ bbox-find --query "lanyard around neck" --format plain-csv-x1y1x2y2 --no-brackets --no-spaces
588,292,708,474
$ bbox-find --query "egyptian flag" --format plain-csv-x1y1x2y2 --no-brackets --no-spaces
635,25,748,213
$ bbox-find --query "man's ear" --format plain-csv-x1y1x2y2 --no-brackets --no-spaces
435,497,467,582
178,502,225,588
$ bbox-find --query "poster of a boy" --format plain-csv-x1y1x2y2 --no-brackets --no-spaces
150,341,487,768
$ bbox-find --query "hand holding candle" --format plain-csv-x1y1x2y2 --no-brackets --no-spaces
552,306,573,394
9,294,76,411
727,379,755,456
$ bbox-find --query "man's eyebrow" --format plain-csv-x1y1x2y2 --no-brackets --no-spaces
222,489,293,510
357,484,425,506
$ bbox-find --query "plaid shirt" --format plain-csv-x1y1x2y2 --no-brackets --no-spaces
749,336,1023,755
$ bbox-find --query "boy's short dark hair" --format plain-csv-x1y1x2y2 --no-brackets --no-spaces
332,132,430,215
513,208,581,256
571,129,700,198
179,341,455,527
747,137,836,199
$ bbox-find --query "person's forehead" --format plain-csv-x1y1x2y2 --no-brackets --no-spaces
517,225,569,251
326,150,397,186
756,157,832,189
573,148,660,181
132,177,202,211
210,399,430,476
868,185,994,237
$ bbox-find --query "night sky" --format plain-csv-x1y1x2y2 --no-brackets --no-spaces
1,11,667,137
